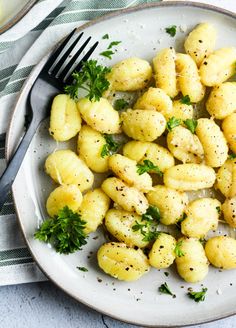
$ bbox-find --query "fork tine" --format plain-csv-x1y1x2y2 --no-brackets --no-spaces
65,41,99,85
58,36,92,82
43,28,78,73
49,32,84,76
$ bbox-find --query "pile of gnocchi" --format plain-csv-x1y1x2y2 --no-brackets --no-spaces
44,23,236,284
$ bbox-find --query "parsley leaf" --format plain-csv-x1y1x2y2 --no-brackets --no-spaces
176,213,187,230
184,119,198,134
137,160,163,176
108,41,121,49
159,283,174,296
114,99,129,111
165,25,177,37
77,266,88,272
65,60,111,102
166,117,181,131
174,241,185,257
142,205,161,223
34,206,87,254
181,95,191,105
188,287,207,302
101,134,120,158
216,206,221,214
102,34,109,39
229,153,236,160
99,50,114,59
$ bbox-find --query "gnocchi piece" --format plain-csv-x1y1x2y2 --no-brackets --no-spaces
46,185,83,217
200,47,236,86
45,150,94,192
108,154,153,192
121,109,166,142
78,188,110,234
77,125,109,173
148,233,176,269
205,236,236,269
77,97,120,134
147,185,188,225
97,242,150,281
153,47,178,98
171,100,193,120
215,159,236,198
175,237,209,283
222,113,236,153
176,53,205,102
101,177,148,215
49,94,81,141
105,209,149,248
107,57,152,91
123,141,175,172
184,23,217,67
195,118,228,167
167,125,204,164
222,197,236,228
164,164,216,191
133,87,173,120
181,198,220,239
206,82,236,119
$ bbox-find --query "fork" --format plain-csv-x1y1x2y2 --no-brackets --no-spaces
0,28,99,210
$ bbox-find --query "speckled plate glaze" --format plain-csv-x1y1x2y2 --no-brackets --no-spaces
6,2,236,327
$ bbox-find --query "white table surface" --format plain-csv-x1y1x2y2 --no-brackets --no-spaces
1,1,236,327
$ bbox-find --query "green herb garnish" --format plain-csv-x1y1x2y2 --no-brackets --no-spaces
216,206,221,214
65,60,111,102
176,213,187,230
181,95,191,105
159,282,174,296
188,287,207,302
114,99,129,111
137,159,163,176
34,206,87,254
228,153,236,160
166,117,181,131
184,119,198,134
165,25,177,37
77,266,88,272
108,41,121,49
99,50,114,59
142,205,161,224
101,134,120,158
102,34,109,39
174,241,185,257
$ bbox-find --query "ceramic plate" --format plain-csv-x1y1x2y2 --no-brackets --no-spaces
6,2,236,327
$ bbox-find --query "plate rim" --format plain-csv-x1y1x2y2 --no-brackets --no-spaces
7,1,236,327
0,0,38,35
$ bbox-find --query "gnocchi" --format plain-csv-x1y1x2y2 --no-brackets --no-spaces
222,197,236,228
171,100,193,121
215,158,236,198
222,113,236,154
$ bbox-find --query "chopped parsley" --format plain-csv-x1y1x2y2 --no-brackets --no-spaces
174,241,185,257
114,98,129,111
176,213,187,230
142,205,161,224
166,117,181,131
184,119,198,134
108,41,121,49
165,25,177,37
64,60,111,102
34,206,87,254
137,159,163,176
216,206,221,214
159,282,174,296
99,50,114,59
102,34,109,39
228,153,236,160
101,134,120,158
188,287,207,302
181,95,191,105
77,266,88,272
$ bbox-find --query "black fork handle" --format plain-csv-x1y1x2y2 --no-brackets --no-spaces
0,120,38,210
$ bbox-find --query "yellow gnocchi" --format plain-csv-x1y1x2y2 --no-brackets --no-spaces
215,158,236,198
181,198,220,239
222,113,236,154
45,150,94,192
171,100,193,121
222,197,236,228
97,242,150,281
101,177,148,215
195,118,228,167
77,97,120,134
147,185,188,225
149,233,176,269
108,154,153,192
205,236,236,269
121,109,166,142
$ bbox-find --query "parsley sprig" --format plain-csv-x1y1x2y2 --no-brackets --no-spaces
137,159,163,176
188,287,207,302
165,25,177,37
64,60,111,102
166,117,181,131
181,95,191,105
174,241,185,257
159,282,175,296
114,99,129,111
34,206,87,254
184,119,198,134
229,153,236,160
101,134,120,158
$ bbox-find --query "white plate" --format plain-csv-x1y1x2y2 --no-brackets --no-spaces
6,2,236,327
